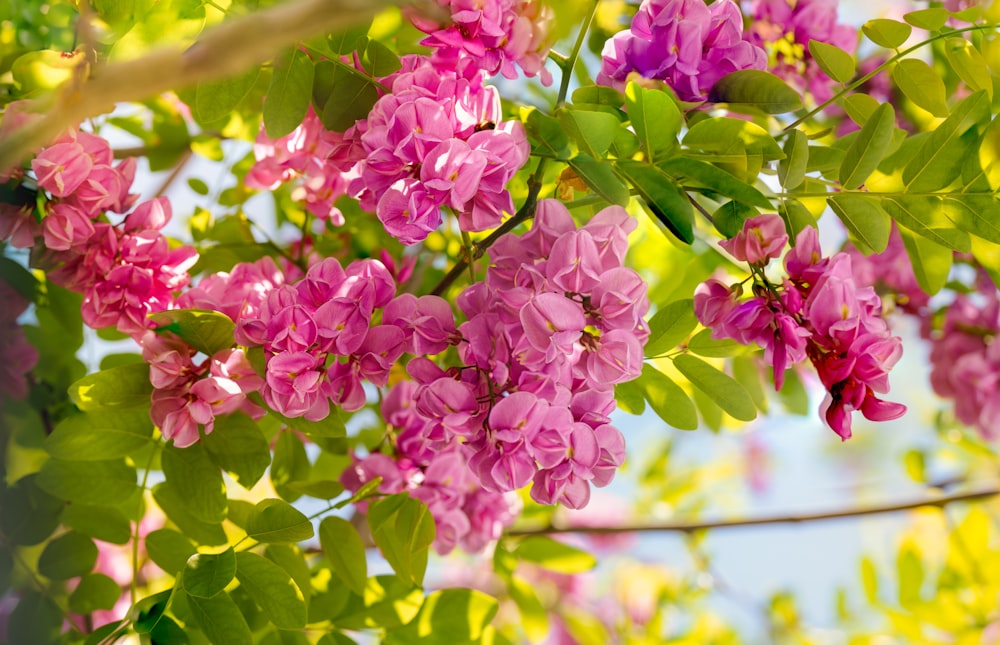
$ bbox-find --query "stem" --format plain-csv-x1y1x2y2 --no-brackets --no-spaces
305,47,392,93
153,148,192,198
507,486,1000,536
557,0,600,106
784,23,997,132
131,443,161,607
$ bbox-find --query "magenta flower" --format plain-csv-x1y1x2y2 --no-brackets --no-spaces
719,214,789,264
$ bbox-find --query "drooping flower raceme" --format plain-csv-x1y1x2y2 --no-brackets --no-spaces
597,0,767,102
695,215,906,439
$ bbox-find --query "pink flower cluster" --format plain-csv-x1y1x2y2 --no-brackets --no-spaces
845,225,929,315
29,131,197,336
928,289,1000,440
695,215,906,439
749,0,858,104
248,54,530,246
341,381,519,555
409,0,554,85
0,280,38,401
597,0,767,102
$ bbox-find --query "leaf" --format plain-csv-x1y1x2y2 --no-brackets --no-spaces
7,591,62,645
882,195,971,252
659,156,773,209
686,328,749,357
268,405,346,439
713,201,759,239
572,85,625,106
557,107,622,158
148,309,236,357
235,551,307,629
202,413,270,490
162,443,227,524
567,154,630,206
779,129,808,190
38,531,98,580
265,545,312,610
897,545,924,607
264,48,315,139
777,368,810,415
325,22,370,55
0,475,64,546
68,362,153,411
708,70,803,114
513,536,597,574
62,504,132,545
400,589,499,643
522,107,573,160
46,408,154,460
624,81,681,161
182,548,236,599
644,299,698,357
615,161,692,243
979,115,1000,191
614,379,646,415
271,430,312,502
368,495,435,587
152,483,229,547
146,528,198,576
69,573,122,614
860,558,879,603
683,117,785,161
828,194,892,254
839,102,895,190
361,39,401,77
185,591,254,645
673,354,756,422
892,58,950,118
732,355,768,414
319,66,380,132
842,94,880,127
897,225,952,295
195,67,261,124
903,8,950,30
247,498,315,543
862,19,912,49
639,364,698,430
944,38,993,99
808,40,856,83
903,91,988,191
320,516,368,596
37,458,137,506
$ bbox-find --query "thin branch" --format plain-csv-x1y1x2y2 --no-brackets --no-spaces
0,0,397,172
508,486,1000,536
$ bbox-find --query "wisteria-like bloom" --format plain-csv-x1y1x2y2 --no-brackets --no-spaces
597,0,767,102
696,215,906,439
409,0,555,84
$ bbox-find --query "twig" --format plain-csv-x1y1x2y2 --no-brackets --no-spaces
508,486,1000,536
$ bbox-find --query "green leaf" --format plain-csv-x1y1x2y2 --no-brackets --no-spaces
514,536,597,574
897,225,952,295
522,107,573,160
614,378,646,415
980,115,1000,191
567,154,630,206
325,22,370,55
713,201,758,238
573,85,626,106
7,591,62,645
46,408,153,461
644,299,697,358
944,38,993,99
0,256,39,303
780,199,818,241
195,67,261,124
335,575,424,631
268,405,347,439
673,354,756,422
862,19,912,49
903,8,950,30
732,355,768,414
368,495,435,587
686,328,748,357
860,557,879,604
247,498,315,543
182,548,236,599
235,551,307,629
361,39,401,77
903,91,988,191
152,482,229,547
265,545,312,610
146,528,198,576
779,129,809,190
185,590,254,645
62,504,131,545
882,195,971,252
808,40,855,83
897,545,924,607
130,589,172,635
624,82,681,162
287,480,346,499
842,94,880,127
148,309,235,357
272,430,312,502
683,117,785,160
397,589,499,643
38,531,98,580
659,156,773,209
320,516,368,596
319,65,380,132
202,413,270,490
162,443,227,524
839,102,895,190
708,70,803,114
37,458,137,505
557,107,622,158
639,364,698,431
68,362,153,411
777,368,810,415
507,575,549,643
892,58,949,118
70,573,122,614
264,48,315,139
0,474,64,546
615,161,692,243
828,194,892,254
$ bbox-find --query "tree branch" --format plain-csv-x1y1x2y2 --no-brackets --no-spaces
508,486,1000,536
0,0,398,172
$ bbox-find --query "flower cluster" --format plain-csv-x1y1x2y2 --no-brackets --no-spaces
30,131,197,336
248,54,530,246
409,0,555,85
695,214,906,439
0,280,38,401
597,0,767,102
749,0,857,104
845,225,929,315
341,381,519,555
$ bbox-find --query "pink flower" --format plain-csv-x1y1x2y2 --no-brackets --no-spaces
719,214,789,264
